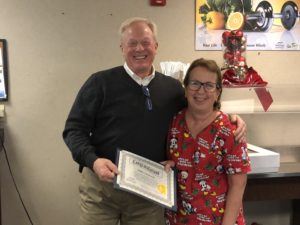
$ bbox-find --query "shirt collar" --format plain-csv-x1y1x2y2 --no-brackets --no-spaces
124,62,155,86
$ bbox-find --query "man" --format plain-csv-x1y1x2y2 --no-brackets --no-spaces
63,17,246,225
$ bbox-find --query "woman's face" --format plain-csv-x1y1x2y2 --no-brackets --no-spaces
185,66,220,113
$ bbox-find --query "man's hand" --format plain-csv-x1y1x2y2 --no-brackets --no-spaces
93,158,119,182
230,114,247,143
161,160,175,172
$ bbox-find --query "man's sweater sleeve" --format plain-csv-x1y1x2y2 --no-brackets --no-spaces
62,74,104,170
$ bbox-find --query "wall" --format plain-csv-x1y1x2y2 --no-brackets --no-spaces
0,0,299,224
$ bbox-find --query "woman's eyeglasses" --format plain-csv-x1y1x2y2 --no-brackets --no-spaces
141,86,153,111
187,80,218,92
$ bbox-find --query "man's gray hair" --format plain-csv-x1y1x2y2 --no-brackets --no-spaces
119,17,158,41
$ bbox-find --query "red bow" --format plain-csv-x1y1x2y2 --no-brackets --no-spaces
222,66,267,87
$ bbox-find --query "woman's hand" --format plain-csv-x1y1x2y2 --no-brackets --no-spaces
160,160,175,172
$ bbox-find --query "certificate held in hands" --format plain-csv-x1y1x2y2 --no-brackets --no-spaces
114,149,177,211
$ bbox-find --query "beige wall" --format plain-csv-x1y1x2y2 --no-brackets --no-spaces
0,0,299,224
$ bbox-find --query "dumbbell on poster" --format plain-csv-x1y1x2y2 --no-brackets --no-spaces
199,0,300,31
246,1,300,31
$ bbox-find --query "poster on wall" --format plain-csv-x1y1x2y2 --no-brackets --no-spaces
0,39,8,101
195,0,300,50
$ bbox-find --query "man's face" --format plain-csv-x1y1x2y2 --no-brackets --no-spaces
120,22,158,78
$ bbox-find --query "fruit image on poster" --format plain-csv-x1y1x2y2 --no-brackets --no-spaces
195,0,300,50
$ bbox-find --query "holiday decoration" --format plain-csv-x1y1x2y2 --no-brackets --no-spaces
222,30,247,82
221,30,272,112
222,30,268,87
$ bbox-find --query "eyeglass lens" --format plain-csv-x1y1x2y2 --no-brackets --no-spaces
188,81,216,92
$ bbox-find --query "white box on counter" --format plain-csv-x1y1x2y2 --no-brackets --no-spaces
247,144,280,174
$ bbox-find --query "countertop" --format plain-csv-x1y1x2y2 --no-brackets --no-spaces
248,145,300,179
249,162,300,179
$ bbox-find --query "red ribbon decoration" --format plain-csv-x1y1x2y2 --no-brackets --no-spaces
222,66,268,87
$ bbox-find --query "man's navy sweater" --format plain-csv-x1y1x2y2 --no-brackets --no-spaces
63,66,185,170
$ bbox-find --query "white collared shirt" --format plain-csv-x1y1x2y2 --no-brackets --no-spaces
123,63,155,86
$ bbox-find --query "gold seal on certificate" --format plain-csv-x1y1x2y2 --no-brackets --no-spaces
114,149,177,211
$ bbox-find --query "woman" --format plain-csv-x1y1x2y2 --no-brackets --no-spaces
165,58,251,225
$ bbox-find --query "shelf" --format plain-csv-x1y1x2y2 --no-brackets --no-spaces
221,85,300,114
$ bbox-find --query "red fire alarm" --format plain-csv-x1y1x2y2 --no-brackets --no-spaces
150,0,166,6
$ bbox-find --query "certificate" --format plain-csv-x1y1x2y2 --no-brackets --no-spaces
114,149,177,211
